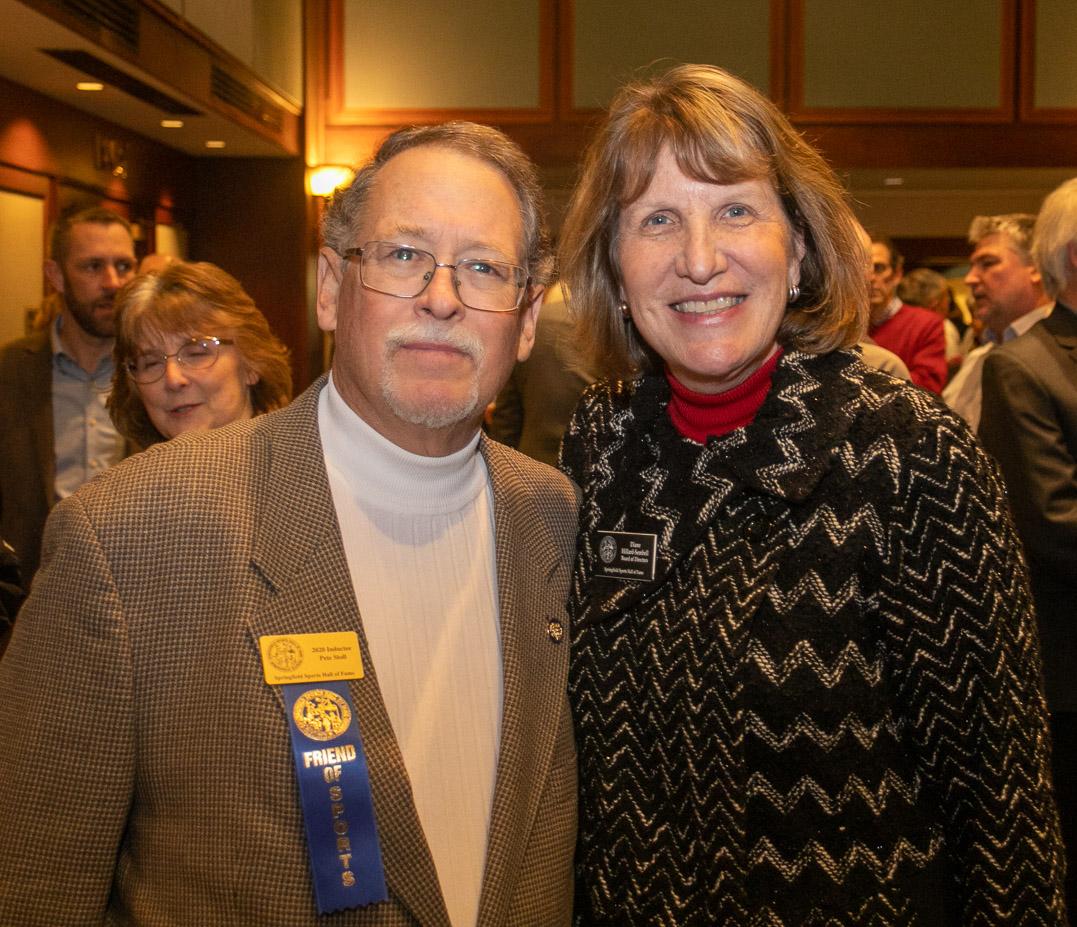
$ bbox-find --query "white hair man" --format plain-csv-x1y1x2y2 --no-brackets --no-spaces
943,213,1051,430
0,123,578,926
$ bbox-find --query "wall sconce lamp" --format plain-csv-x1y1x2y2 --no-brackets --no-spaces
307,164,355,198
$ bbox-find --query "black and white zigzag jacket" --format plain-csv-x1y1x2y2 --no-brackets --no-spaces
561,349,1066,926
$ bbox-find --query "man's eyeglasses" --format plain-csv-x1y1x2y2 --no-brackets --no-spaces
342,241,529,313
126,336,235,384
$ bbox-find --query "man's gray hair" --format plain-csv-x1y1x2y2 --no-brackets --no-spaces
967,213,1036,264
321,122,553,284
1033,178,1077,300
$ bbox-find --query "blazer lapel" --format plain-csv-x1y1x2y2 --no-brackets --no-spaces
476,439,571,927
244,379,450,927
1044,302,1077,366
23,333,56,507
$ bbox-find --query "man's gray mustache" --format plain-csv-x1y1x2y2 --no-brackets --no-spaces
384,323,486,362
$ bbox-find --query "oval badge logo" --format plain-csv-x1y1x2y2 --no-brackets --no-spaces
292,688,353,741
268,637,303,672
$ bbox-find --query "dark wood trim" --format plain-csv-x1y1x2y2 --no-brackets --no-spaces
556,0,574,119
769,0,787,109
788,0,1016,124
557,0,598,125
0,163,51,199
305,0,329,165
800,121,1077,169
325,0,555,126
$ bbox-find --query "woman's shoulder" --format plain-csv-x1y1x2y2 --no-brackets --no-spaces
560,375,653,483
767,350,985,492
794,349,973,447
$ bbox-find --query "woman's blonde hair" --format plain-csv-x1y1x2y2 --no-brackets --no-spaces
560,64,867,379
109,261,292,446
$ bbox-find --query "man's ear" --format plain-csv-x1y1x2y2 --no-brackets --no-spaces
44,260,65,294
316,247,345,333
515,283,545,363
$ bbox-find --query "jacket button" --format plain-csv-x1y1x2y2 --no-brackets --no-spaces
547,619,565,643
745,517,768,542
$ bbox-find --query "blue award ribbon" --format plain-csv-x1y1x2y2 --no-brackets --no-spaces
282,681,388,913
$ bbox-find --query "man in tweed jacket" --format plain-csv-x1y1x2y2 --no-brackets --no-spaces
0,123,578,926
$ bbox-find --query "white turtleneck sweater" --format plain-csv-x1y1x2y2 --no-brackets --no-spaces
318,376,502,927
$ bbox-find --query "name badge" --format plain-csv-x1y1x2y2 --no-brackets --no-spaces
261,633,387,913
594,530,658,582
260,631,364,685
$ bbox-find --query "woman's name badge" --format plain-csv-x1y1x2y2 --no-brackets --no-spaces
594,530,658,581
260,633,387,914
260,631,364,685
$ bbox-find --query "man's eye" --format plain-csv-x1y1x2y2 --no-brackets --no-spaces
467,261,500,278
389,247,421,262
116,261,134,274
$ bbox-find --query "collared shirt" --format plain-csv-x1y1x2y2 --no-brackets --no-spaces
943,303,1053,432
878,295,903,324
50,317,125,499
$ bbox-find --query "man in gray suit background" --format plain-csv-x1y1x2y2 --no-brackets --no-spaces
0,122,578,926
980,176,1077,916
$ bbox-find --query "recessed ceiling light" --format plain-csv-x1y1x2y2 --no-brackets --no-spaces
205,140,226,149
883,177,905,186
161,119,184,128
76,81,104,91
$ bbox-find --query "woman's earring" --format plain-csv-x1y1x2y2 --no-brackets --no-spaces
787,284,800,304
619,302,631,319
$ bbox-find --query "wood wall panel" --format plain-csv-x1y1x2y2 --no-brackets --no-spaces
789,0,1015,123
325,0,554,126
567,0,776,114
1020,0,1077,122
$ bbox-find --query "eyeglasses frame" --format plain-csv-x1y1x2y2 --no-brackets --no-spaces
341,242,531,313
125,336,235,384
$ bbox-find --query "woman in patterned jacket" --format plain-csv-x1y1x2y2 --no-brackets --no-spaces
558,64,1065,925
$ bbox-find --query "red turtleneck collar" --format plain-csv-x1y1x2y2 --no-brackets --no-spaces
665,349,782,443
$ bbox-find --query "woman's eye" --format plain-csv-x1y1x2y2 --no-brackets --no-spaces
643,214,672,228
724,204,751,220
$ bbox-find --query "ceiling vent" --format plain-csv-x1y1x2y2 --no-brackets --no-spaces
211,65,283,132
42,48,202,115
58,0,139,50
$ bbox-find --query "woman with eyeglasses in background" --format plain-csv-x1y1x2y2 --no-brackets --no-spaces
108,261,292,445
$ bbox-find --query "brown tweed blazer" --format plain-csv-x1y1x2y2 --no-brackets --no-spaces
0,377,579,926
0,329,56,582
